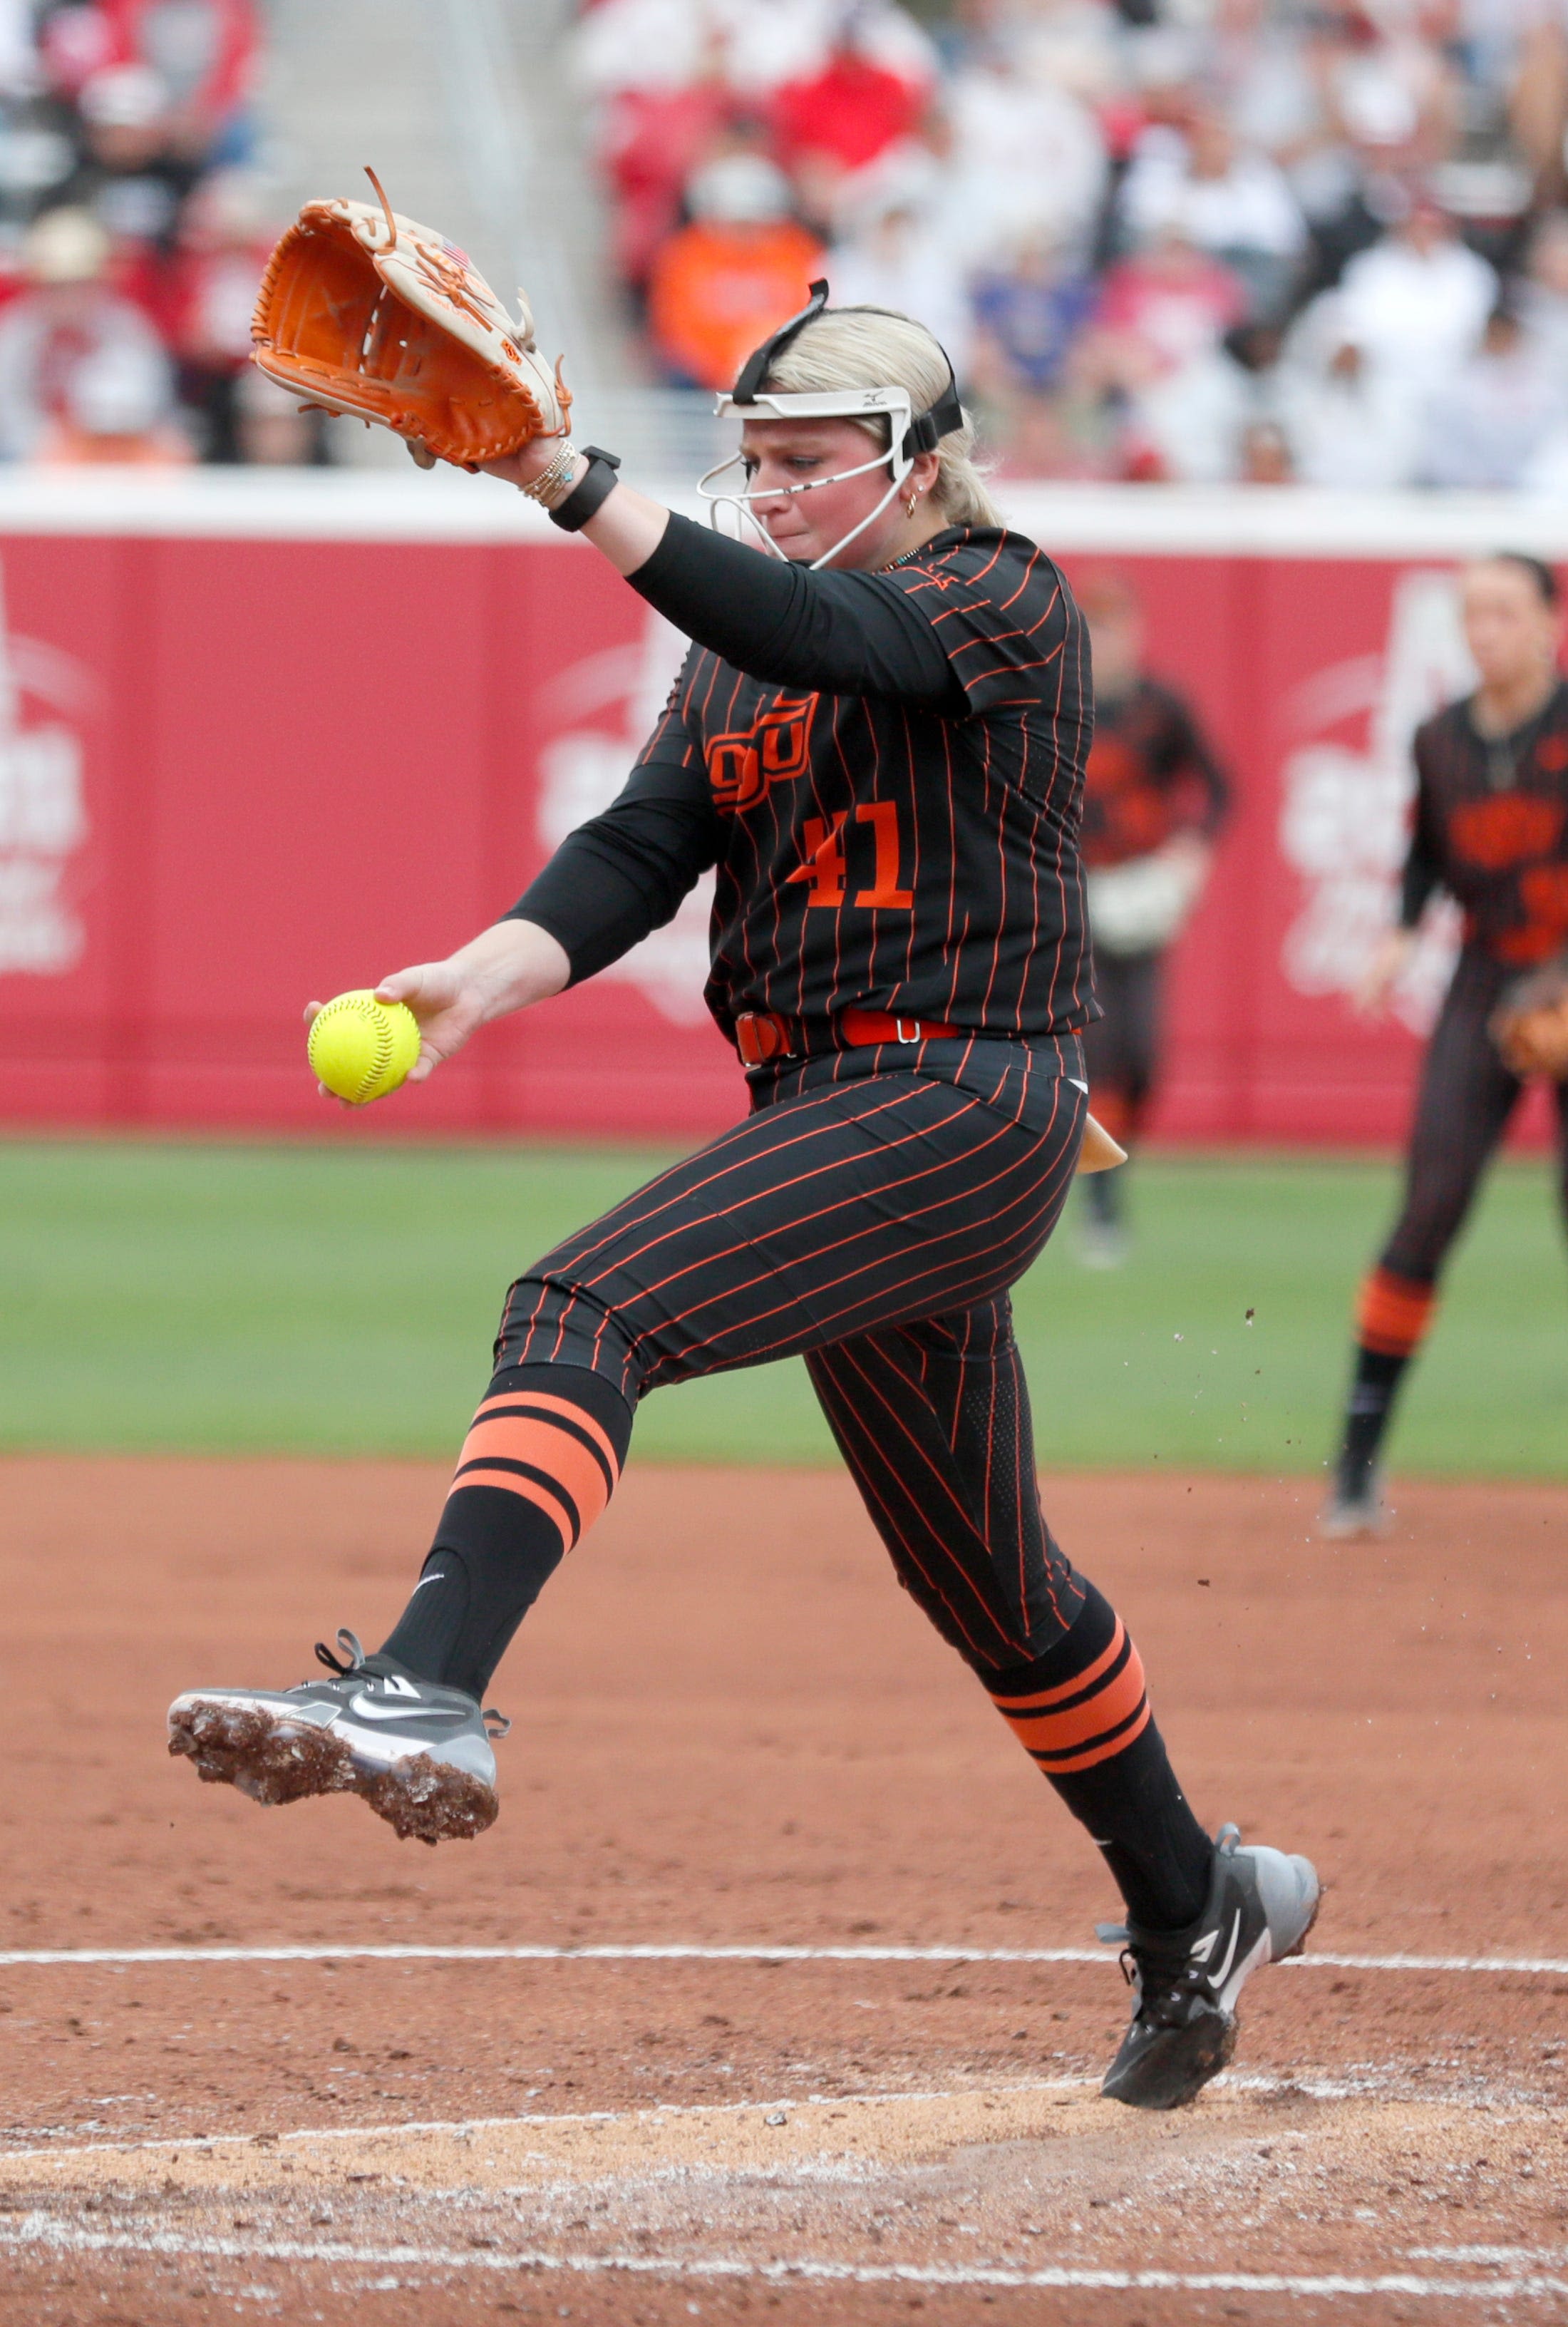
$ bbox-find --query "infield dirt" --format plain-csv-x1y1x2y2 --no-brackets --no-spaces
1,1457,1564,2323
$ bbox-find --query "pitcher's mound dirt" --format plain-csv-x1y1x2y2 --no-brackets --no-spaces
1,1459,1565,2323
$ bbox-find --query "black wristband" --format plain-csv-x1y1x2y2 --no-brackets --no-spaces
549,446,622,533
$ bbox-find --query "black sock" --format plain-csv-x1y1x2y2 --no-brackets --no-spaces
1335,1345,1408,1499
378,1363,634,1701
986,1581,1214,1931
1085,1165,1122,1227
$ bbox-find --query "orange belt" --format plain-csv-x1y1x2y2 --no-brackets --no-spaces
733,1007,964,1067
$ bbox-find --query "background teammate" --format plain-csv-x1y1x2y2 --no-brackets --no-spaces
1074,572,1232,1265
170,294,1317,2111
1324,553,1568,1534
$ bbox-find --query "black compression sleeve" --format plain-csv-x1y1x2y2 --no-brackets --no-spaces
1181,719,1232,838
626,513,963,711
1398,766,1443,929
505,781,718,985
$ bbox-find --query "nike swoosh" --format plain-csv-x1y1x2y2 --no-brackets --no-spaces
408,1575,443,1594
1209,1911,1242,1992
346,1692,460,1724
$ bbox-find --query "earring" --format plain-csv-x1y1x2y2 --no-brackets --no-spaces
904,490,919,516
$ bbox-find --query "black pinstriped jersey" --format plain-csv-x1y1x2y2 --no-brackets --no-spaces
1402,682,1568,967
519,525,1097,1044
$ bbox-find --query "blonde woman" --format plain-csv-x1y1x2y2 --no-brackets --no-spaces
170,289,1317,2112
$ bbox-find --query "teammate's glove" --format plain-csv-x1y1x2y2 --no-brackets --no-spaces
1489,954,1568,1081
251,169,570,471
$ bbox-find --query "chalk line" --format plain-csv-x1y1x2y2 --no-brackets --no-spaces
2,2214,1565,2303
0,1941,1563,1974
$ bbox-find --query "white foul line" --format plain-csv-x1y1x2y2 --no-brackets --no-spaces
2,2216,1566,2303
0,1941,1563,1974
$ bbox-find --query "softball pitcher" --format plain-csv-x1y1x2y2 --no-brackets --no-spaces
170,286,1317,2111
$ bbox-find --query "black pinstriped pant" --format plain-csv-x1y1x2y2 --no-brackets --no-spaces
1381,947,1568,1288
495,1034,1089,1673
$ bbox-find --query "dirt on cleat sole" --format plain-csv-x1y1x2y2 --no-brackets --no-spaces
167,1700,356,1807
360,1753,498,1845
167,1700,497,1845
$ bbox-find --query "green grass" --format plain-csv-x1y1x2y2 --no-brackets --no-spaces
0,1138,1562,1477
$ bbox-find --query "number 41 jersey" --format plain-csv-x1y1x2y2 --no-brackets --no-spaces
628,526,1098,1041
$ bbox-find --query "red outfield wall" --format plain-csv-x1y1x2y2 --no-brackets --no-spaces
0,473,1561,1146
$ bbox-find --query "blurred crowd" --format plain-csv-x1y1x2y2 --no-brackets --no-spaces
0,0,316,468
573,0,1568,490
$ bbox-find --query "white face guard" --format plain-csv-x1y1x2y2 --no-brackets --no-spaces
697,281,964,572
698,383,919,572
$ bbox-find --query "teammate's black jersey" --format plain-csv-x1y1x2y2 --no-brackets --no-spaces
1081,678,1230,870
514,515,1095,1042
1402,680,1568,967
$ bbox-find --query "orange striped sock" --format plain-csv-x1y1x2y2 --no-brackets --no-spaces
378,1364,633,1699
450,1387,621,1553
989,1615,1151,1774
983,1583,1212,1930
1355,1266,1437,1360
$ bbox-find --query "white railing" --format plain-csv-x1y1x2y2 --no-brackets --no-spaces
1,469,1568,555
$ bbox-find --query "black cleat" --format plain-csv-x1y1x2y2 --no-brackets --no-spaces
1317,1474,1390,1539
168,1630,509,1846
1098,1823,1320,2110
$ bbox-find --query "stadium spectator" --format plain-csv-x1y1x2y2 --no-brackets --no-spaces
160,165,271,461
0,0,33,93
648,150,825,389
59,64,194,253
1517,205,1568,366
1117,108,1307,319
1418,304,1563,488
939,44,1108,267
0,204,173,461
1123,317,1284,486
1092,225,1247,382
593,66,736,297
568,0,1568,493
0,1,300,463
38,333,188,461
968,233,1096,401
770,28,932,228
572,0,934,107
1275,325,1423,490
830,184,971,378
1333,192,1498,396
95,0,262,163
36,3,120,98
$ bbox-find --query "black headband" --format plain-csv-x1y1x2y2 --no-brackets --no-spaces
730,277,964,460
731,279,830,404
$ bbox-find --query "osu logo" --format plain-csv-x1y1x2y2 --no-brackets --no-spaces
1490,857,1568,965
706,696,817,811
1449,792,1564,870
1083,736,1169,863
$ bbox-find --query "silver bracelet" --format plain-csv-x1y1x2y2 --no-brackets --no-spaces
521,440,579,505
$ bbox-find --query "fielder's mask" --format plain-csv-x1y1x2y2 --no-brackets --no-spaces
698,280,964,569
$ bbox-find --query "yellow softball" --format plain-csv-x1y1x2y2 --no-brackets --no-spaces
307,990,421,1105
